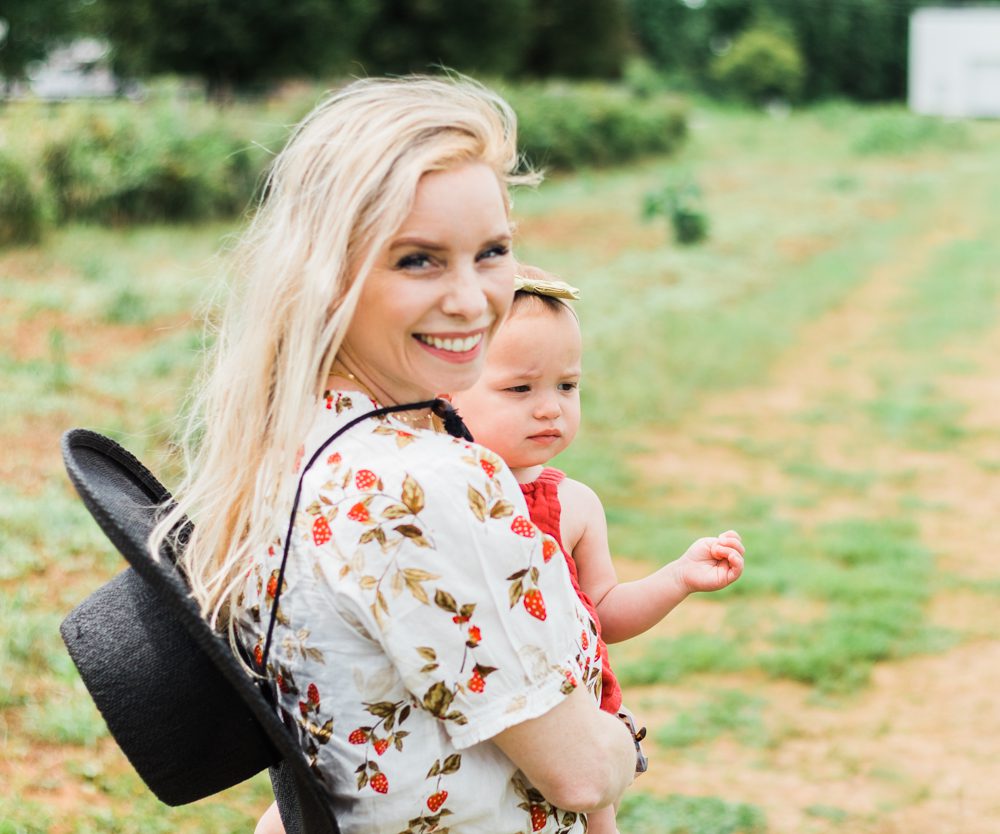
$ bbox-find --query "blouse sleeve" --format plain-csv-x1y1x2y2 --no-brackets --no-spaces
314,438,592,750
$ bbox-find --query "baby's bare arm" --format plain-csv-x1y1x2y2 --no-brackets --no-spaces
559,477,619,611
562,478,744,644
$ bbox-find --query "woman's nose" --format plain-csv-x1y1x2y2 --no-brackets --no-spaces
441,263,488,320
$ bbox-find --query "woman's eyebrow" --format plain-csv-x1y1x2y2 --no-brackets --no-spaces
390,236,447,251
390,231,512,251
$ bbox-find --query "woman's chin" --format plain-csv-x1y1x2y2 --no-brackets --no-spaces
422,364,485,398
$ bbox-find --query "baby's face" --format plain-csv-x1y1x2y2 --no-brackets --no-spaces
451,302,582,472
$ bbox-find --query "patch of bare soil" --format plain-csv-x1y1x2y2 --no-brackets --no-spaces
519,206,664,262
1,302,190,495
3,305,191,367
0,729,120,822
621,214,1000,831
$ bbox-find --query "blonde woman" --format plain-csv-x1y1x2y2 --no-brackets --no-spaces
152,76,637,834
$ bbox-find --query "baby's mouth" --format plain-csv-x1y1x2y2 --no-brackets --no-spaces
529,429,562,440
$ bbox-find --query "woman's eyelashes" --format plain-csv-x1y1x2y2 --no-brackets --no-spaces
393,242,508,272
395,252,434,271
478,242,510,261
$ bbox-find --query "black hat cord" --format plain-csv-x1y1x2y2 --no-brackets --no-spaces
258,398,473,682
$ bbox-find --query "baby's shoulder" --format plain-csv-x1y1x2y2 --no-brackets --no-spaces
556,474,605,515
555,474,606,554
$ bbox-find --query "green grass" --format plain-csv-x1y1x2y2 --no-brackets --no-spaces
804,804,851,824
895,239,1000,353
4,99,1000,829
850,109,970,155
618,792,767,834
614,509,952,694
866,376,967,450
656,689,769,749
0,804,54,834
0,587,66,674
21,682,109,746
758,519,954,692
781,460,875,492
618,632,748,686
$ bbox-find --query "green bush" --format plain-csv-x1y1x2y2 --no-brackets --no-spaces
14,81,685,230
643,177,709,246
43,107,264,225
628,0,918,102
711,26,805,104
506,82,687,171
622,57,671,99
0,151,47,247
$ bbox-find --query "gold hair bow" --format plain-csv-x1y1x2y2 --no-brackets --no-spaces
513,274,581,301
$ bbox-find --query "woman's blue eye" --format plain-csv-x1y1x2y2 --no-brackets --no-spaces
479,244,510,261
396,253,432,270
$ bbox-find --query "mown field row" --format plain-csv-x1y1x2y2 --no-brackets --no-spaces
2,101,999,833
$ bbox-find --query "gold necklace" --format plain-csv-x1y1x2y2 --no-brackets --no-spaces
333,370,380,405
328,369,442,433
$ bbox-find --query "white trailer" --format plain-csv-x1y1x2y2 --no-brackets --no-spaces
909,6,1000,118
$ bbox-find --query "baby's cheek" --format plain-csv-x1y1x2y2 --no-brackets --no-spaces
472,426,513,459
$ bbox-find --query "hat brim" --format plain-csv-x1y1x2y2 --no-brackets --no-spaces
60,429,338,832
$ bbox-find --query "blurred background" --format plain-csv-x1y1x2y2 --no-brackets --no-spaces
2,1,999,832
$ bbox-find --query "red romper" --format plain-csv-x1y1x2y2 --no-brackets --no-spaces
519,467,623,714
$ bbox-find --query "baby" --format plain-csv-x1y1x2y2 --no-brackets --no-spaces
450,266,746,834
255,266,745,834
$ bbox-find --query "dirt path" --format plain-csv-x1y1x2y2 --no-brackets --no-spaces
621,209,1000,832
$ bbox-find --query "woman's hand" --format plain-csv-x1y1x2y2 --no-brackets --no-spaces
491,685,636,813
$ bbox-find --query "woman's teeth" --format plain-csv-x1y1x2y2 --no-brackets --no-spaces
417,334,482,353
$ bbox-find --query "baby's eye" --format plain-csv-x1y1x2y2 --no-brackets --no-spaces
395,252,433,270
505,384,531,393
558,382,579,392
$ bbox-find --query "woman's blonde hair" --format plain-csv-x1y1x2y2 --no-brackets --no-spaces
151,75,538,629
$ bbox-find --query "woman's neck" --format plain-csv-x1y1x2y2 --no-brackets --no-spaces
327,362,441,432
328,358,430,408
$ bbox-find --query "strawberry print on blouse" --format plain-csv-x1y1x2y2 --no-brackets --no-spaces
234,394,600,834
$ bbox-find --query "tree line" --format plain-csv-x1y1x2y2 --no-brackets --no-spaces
0,0,986,102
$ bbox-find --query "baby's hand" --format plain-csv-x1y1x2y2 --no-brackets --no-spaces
677,530,744,593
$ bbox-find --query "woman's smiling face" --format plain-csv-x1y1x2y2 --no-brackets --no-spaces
339,162,515,403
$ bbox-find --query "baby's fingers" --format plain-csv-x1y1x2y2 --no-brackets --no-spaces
710,541,744,566
716,530,745,557
727,551,745,579
711,539,743,559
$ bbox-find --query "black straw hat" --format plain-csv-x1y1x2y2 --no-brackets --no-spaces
59,429,338,834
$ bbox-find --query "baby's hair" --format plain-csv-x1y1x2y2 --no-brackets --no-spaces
511,264,579,321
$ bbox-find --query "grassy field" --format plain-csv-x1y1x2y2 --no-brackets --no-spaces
2,101,1000,833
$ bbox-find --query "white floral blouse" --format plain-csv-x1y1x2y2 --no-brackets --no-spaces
235,393,602,834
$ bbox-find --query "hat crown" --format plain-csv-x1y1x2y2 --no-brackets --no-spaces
60,430,337,830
